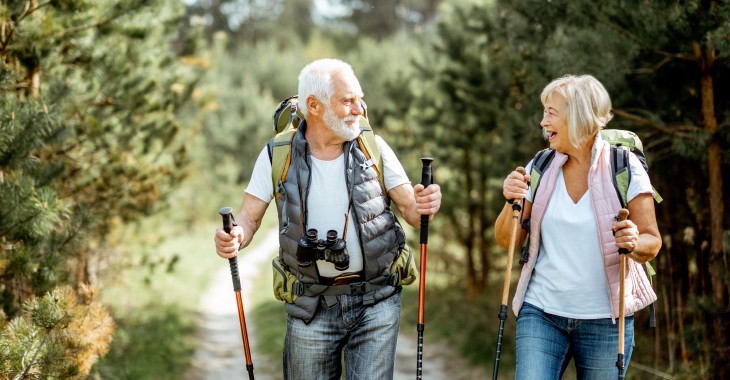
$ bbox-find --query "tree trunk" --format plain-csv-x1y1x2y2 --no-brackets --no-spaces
477,153,489,290
699,44,729,378
463,147,478,297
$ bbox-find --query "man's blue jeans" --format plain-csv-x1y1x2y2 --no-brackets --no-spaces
515,302,634,380
283,290,401,380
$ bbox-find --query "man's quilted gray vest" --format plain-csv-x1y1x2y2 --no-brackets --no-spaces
276,122,405,323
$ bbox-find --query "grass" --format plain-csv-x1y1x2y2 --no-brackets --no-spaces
89,211,225,379
90,163,279,379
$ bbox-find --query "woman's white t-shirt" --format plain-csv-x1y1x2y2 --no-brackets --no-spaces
523,152,654,319
245,136,410,278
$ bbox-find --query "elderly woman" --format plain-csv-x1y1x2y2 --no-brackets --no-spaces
495,75,661,379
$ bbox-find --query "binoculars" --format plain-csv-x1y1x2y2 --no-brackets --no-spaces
296,228,349,271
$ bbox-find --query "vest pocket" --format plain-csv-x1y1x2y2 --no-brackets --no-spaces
272,258,299,303
390,245,419,286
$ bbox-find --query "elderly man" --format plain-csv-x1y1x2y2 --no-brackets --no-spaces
214,58,442,380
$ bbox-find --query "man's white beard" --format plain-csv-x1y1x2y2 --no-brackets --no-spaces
323,106,361,141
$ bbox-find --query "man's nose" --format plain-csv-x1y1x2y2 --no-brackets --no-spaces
353,101,364,116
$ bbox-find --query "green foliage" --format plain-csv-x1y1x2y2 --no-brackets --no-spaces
0,0,205,376
323,0,442,40
91,306,195,380
0,286,115,379
185,0,316,44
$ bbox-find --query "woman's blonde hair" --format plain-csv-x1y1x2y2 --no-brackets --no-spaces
541,74,613,147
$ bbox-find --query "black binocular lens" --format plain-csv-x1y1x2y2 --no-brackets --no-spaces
295,228,349,270
306,228,318,242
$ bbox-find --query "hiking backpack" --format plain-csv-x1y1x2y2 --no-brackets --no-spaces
266,95,386,207
529,129,662,207
525,128,662,327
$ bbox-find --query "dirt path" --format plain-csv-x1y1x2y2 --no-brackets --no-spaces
185,228,486,379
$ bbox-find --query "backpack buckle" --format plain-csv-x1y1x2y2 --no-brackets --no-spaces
293,282,305,296
360,159,374,170
349,282,367,294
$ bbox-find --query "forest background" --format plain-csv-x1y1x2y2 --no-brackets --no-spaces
1,0,728,379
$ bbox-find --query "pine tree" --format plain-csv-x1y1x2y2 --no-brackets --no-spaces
0,0,204,376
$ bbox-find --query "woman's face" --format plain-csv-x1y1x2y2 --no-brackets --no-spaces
540,93,570,153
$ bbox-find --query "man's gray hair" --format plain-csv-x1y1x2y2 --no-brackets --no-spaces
541,74,613,148
297,59,356,118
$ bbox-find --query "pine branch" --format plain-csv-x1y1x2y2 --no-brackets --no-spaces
56,17,116,39
17,1,53,23
17,312,69,380
631,56,673,75
613,109,701,136
1,1,53,53
56,1,146,39
548,2,699,63
602,21,696,62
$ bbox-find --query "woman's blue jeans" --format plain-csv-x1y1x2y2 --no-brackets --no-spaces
515,302,634,380
283,290,401,380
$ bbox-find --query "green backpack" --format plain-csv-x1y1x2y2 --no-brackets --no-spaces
526,128,661,327
266,95,386,207
529,129,662,207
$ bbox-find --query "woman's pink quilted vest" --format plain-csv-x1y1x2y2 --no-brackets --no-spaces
512,135,657,321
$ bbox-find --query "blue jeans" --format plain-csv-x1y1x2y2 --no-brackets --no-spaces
515,302,634,380
283,290,401,380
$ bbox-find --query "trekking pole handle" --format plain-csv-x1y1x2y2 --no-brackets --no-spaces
420,157,433,244
219,207,242,292
617,209,630,254
508,167,527,210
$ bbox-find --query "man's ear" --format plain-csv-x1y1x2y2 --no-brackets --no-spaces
306,95,322,117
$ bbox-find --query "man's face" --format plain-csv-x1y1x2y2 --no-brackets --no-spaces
323,72,365,141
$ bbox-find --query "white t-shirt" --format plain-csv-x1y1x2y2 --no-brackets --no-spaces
523,151,654,319
245,136,410,277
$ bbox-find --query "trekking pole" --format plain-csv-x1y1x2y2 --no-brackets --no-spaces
416,157,433,380
492,166,526,380
218,207,255,380
616,208,629,380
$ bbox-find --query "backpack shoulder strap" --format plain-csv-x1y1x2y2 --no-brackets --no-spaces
269,129,296,200
611,145,631,209
356,126,387,202
269,128,385,203
529,148,556,201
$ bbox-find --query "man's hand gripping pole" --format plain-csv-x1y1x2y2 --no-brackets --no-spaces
416,157,433,380
219,207,255,380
